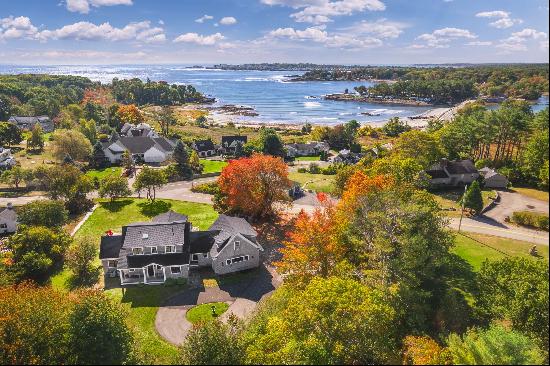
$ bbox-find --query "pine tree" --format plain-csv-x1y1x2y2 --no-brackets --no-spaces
462,181,483,216
173,140,193,179
91,141,107,168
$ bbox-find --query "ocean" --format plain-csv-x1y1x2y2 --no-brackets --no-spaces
0,64,547,125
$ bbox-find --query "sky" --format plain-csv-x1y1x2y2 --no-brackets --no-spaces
0,0,548,65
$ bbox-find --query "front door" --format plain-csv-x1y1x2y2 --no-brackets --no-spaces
148,266,155,277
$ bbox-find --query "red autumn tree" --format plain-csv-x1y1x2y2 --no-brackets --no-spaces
216,153,291,219
115,104,144,126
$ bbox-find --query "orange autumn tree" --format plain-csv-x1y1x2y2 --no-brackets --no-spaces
276,197,341,282
402,336,452,365
115,104,144,125
216,153,291,219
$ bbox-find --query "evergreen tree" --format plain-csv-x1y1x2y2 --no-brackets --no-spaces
91,141,108,168
173,140,193,179
462,181,483,216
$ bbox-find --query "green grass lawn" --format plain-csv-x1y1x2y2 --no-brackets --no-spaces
512,187,549,202
295,155,321,161
85,167,123,180
289,171,336,193
432,189,496,217
186,302,229,324
200,159,228,174
453,232,549,271
105,284,185,364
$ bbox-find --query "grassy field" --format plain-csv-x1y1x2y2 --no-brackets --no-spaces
85,167,123,180
289,171,336,193
186,302,229,324
200,159,228,174
452,232,549,271
512,187,549,202
432,189,497,217
105,284,184,364
295,155,321,161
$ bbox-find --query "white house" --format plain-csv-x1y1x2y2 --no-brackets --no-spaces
285,141,330,158
0,148,16,169
0,203,17,234
101,134,176,164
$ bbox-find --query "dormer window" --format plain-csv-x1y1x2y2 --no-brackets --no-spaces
148,246,158,254
234,241,241,251
165,245,176,253
132,247,144,255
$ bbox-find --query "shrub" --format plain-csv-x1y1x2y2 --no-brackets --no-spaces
308,163,321,174
297,167,307,173
191,181,219,195
511,211,549,231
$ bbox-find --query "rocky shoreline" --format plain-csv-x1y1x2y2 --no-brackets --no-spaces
324,93,433,106
206,104,259,117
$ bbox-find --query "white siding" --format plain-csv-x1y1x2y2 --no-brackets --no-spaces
143,147,167,163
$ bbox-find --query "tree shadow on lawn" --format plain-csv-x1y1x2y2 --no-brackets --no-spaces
120,283,188,308
442,252,479,298
100,199,134,213
138,200,172,218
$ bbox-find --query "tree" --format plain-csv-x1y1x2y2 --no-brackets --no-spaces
133,167,167,202
392,130,444,168
242,277,399,365
50,129,92,162
447,325,545,365
42,164,94,214
216,153,291,219
69,290,134,364
17,200,68,228
99,175,131,202
27,123,44,151
189,150,202,174
0,94,11,121
0,283,73,365
114,104,143,128
332,164,360,197
173,140,193,179
0,122,23,147
477,258,549,353
66,238,101,287
158,106,175,136
462,181,483,216
79,118,97,145
250,128,286,157
6,226,73,283
181,320,243,365
402,336,451,365
382,117,411,137
0,166,29,189
91,141,108,168
121,150,134,172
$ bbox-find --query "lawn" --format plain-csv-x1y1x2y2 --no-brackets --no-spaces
295,155,321,161
289,171,336,193
200,159,228,174
105,283,185,364
452,232,549,271
186,302,229,324
85,167,123,180
512,187,549,202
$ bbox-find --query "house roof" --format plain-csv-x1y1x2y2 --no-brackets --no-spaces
122,222,188,249
152,211,188,223
485,170,507,180
189,230,220,253
445,160,478,175
99,235,124,259
118,137,157,154
9,116,51,124
126,253,189,268
209,215,257,237
194,140,216,152
153,138,176,152
426,169,449,179
221,136,247,148
0,207,17,222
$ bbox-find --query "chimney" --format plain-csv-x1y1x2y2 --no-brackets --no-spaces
441,158,449,168
6,202,13,210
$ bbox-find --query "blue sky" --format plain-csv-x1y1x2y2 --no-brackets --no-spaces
0,0,548,64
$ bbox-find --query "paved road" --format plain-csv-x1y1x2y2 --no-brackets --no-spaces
484,190,549,223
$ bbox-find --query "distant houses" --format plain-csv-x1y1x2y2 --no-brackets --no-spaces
426,159,479,188
285,141,329,158
101,133,176,164
332,149,363,165
100,211,263,285
0,148,16,169
8,116,54,132
192,140,217,157
220,136,247,155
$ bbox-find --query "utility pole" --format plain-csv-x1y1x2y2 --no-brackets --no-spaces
458,184,467,233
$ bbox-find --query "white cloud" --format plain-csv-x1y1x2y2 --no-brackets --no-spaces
173,32,225,45
466,41,493,46
195,15,214,23
268,25,382,48
475,10,522,29
65,0,133,14
339,18,407,39
219,17,238,25
36,20,166,43
415,27,477,48
0,16,39,41
497,28,548,52
261,0,385,24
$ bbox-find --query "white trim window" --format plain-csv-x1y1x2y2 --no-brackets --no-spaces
165,245,176,253
132,247,144,255
234,241,241,251
226,256,250,266
147,246,158,254
171,266,182,274
107,260,118,268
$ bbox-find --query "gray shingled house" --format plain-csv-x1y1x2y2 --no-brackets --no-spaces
220,136,247,155
192,139,218,157
100,133,176,164
8,116,54,132
100,211,263,285
426,159,480,188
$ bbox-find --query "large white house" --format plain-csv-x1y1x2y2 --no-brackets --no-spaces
100,212,263,285
0,203,17,234
100,133,176,164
